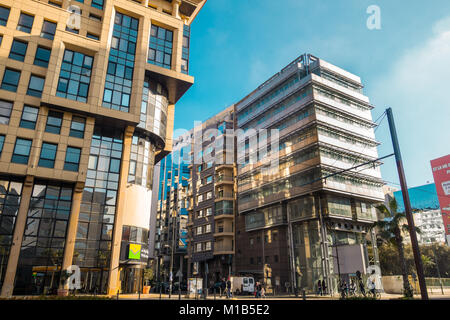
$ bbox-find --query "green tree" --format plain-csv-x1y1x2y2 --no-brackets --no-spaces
372,198,420,298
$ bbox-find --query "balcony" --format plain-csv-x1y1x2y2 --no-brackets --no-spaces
215,191,234,202
214,226,234,238
215,175,234,186
213,243,234,255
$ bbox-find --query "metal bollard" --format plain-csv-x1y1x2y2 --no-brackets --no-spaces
302,290,306,300
214,288,216,300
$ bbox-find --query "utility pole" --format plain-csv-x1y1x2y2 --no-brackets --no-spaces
169,211,176,298
386,107,428,300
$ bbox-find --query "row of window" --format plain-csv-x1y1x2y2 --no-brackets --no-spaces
249,255,279,265
0,100,86,138
197,191,212,204
11,137,81,171
8,38,52,68
0,68,45,97
0,7,57,40
196,207,212,219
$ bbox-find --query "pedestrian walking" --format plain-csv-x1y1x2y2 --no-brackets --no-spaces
220,278,226,297
321,279,327,295
317,280,322,296
261,285,266,299
226,277,232,299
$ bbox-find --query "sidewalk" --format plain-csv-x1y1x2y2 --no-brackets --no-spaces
114,291,450,300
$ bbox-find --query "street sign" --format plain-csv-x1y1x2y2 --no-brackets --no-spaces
176,269,183,279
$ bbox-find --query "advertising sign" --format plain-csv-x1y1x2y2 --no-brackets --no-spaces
128,244,142,260
430,155,450,242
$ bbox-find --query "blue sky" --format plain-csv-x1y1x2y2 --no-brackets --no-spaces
174,0,450,188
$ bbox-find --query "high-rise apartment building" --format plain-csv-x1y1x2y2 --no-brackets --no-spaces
0,0,206,296
186,106,236,287
151,130,192,285
234,54,385,294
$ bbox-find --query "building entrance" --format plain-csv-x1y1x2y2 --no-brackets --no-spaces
120,266,144,294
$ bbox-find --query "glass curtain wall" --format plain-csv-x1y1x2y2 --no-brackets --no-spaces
0,177,23,290
73,125,123,294
14,181,73,295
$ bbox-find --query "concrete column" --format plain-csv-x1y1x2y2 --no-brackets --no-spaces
0,175,34,297
59,181,85,294
172,0,182,19
107,126,135,295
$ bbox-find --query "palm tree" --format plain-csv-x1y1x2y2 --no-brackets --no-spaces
371,198,421,298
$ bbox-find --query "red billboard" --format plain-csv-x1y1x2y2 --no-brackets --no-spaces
430,155,450,244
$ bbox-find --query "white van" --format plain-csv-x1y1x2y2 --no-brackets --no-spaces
231,276,255,295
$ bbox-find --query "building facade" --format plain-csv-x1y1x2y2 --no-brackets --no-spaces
186,106,236,289
430,155,450,245
393,183,446,245
0,0,206,297
151,130,192,285
234,54,385,294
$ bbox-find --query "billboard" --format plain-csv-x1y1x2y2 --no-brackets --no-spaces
430,154,450,243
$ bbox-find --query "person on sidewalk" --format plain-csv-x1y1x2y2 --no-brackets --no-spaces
261,285,266,298
317,280,322,296
226,278,232,299
220,278,226,297
321,279,327,295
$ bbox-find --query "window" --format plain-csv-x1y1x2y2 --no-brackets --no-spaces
56,49,93,103
205,241,211,251
49,1,62,7
38,142,58,168
102,12,138,112
1,68,21,92
206,176,213,184
12,138,32,164
86,33,99,40
65,26,79,34
64,147,81,171
206,207,212,216
206,191,212,200
17,13,34,33
0,6,10,26
0,35,2,46
45,110,63,134
27,75,45,97
0,100,13,124
148,25,173,69
41,20,57,40
9,39,28,62
19,105,39,129
70,116,86,138
0,135,4,156
274,255,279,262
34,46,51,68
91,0,104,10
181,24,190,74
89,14,101,22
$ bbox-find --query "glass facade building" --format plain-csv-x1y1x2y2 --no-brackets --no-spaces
234,54,384,295
0,0,206,297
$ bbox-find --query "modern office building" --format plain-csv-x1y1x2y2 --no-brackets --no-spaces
0,0,206,296
151,130,192,285
186,105,237,288
234,54,385,294
393,183,446,245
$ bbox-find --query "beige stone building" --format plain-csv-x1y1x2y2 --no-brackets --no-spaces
0,0,206,296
